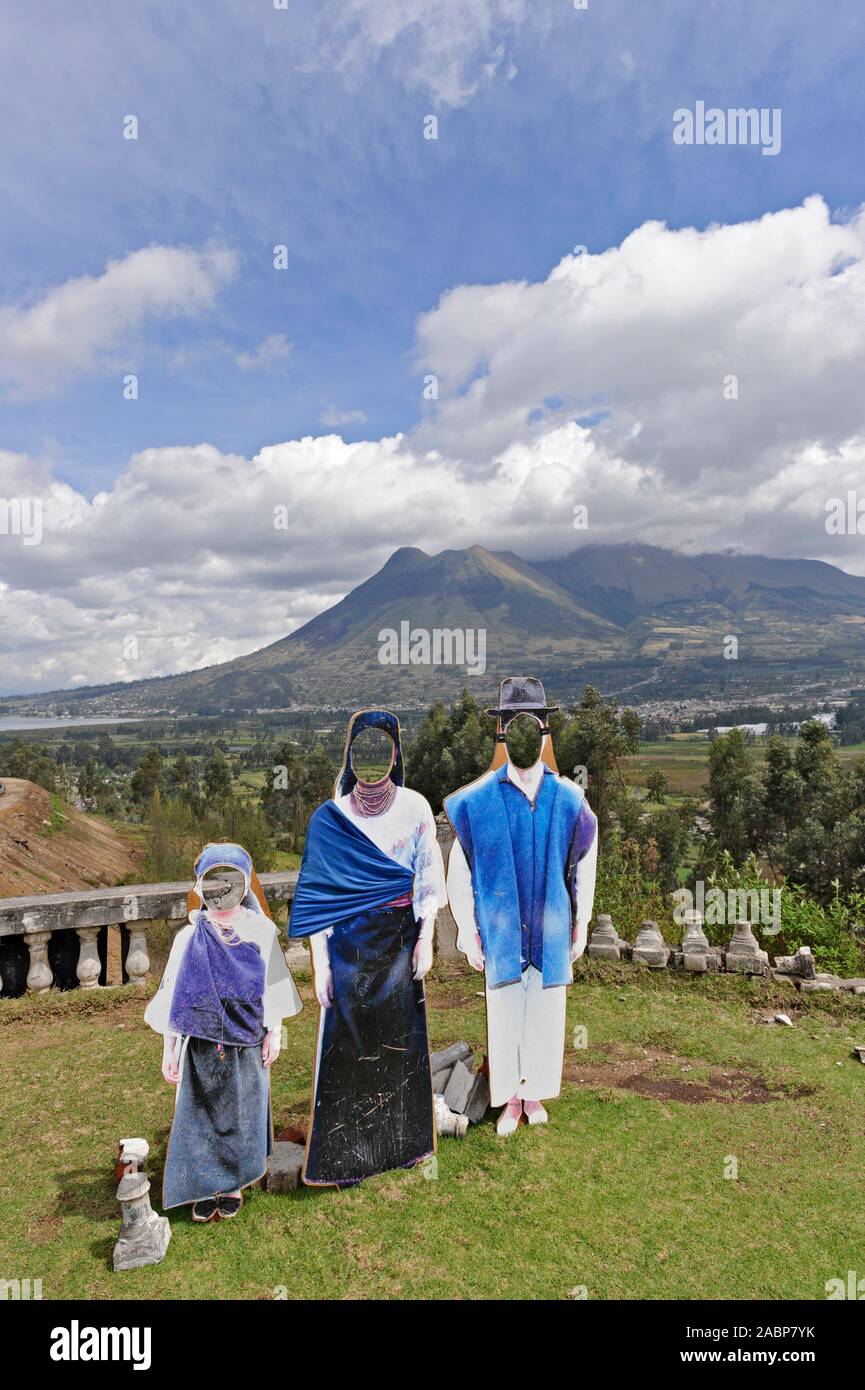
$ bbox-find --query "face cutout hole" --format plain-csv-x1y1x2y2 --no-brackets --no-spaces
350,727,395,783
504,713,543,770
201,865,246,911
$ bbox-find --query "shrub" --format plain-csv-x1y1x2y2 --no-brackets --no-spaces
701,852,865,976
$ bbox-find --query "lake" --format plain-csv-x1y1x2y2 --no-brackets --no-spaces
0,715,143,732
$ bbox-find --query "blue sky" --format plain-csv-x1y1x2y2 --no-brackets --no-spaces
2,1,865,691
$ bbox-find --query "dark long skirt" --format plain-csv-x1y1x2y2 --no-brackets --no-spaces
305,902,435,1186
163,1037,271,1209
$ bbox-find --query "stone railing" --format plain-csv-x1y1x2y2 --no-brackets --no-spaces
0,872,300,997
3,879,864,999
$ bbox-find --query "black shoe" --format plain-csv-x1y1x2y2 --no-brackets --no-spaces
192,1198,219,1223
217,1194,243,1220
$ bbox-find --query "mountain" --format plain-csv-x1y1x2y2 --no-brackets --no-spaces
536,543,717,625
4,542,865,714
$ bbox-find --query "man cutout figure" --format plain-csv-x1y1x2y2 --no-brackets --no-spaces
445,678,597,1134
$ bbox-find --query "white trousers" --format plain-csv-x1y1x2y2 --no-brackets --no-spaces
485,966,567,1106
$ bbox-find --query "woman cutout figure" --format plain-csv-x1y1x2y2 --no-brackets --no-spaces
289,709,445,1186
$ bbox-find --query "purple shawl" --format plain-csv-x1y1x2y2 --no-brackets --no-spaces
169,914,267,1046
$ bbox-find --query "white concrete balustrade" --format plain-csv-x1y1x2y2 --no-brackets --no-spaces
0,872,300,996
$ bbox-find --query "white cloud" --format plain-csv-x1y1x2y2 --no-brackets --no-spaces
303,0,528,106
0,245,237,396
414,195,865,486
235,333,293,371
3,410,865,695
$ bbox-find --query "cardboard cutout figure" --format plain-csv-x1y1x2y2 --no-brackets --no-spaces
289,710,445,1185
145,843,302,1220
444,679,598,1135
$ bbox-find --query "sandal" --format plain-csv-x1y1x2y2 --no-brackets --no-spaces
216,1193,243,1220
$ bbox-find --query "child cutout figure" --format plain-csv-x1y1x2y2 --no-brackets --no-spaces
145,843,302,1221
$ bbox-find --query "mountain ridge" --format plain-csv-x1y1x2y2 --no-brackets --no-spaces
4,542,865,713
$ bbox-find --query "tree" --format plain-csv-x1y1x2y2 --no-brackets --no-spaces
77,758,102,810
836,696,865,746
645,769,668,804
142,788,197,881
750,735,803,874
652,798,698,884
305,745,337,807
5,739,31,778
261,740,302,838
703,728,756,866
131,748,164,806
0,738,58,792
699,721,865,904
202,748,232,804
763,722,855,902
260,741,336,852
555,686,641,840
405,691,494,811
169,751,192,792
144,787,275,883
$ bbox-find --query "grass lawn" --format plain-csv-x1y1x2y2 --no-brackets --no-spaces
1,961,864,1301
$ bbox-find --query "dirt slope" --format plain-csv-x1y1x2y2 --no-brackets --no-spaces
0,779,141,897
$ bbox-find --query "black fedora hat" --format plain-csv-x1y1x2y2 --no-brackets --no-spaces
485,676,559,721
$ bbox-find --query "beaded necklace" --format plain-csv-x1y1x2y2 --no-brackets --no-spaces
350,776,397,817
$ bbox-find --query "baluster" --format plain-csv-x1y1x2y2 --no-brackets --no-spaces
76,926,102,989
126,921,152,986
25,929,53,993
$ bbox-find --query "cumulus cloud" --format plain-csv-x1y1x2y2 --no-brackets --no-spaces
3,415,865,695
0,245,237,396
235,333,293,371
415,195,865,485
0,425,630,692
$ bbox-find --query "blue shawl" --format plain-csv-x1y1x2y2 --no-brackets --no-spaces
289,800,415,938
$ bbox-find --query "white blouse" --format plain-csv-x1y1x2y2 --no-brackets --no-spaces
144,905,303,1037
335,784,447,925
